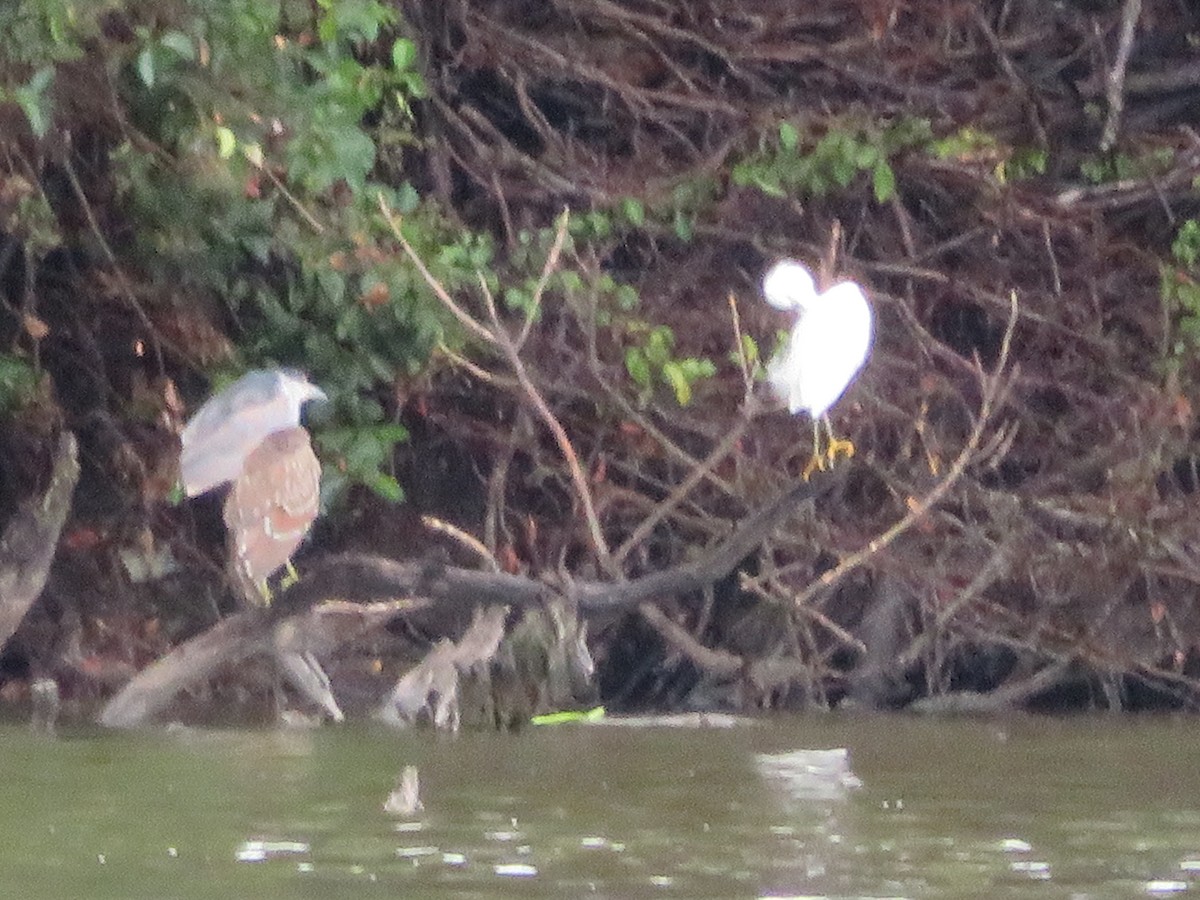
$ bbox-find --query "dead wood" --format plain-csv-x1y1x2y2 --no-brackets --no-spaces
97,469,835,726
0,432,78,652
99,599,422,728
377,604,509,730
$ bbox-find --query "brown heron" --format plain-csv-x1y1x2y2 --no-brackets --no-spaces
179,369,327,600
179,368,341,719
223,426,322,602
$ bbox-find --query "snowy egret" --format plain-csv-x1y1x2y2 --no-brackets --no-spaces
179,368,326,601
763,259,873,479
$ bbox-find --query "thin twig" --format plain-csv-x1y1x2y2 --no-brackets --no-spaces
896,545,1012,667
974,11,1049,149
727,292,754,395
60,156,168,372
434,341,505,386
259,161,326,234
379,195,497,346
613,396,761,566
380,195,615,575
515,207,568,349
1100,0,1143,152
475,269,617,574
638,602,743,676
421,515,500,571
742,575,867,654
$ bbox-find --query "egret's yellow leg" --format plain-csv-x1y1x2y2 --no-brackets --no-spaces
823,416,856,464
802,417,855,480
802,419,825,481
254,581,274,606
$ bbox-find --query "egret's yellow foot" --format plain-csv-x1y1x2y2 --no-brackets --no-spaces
801,417,855,480
801,452,826,482
826,436,855,464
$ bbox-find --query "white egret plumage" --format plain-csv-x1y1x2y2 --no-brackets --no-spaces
763,259,873,478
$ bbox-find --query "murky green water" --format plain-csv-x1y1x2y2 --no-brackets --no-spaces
2,715,1199,898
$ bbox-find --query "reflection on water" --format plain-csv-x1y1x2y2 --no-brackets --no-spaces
2,716,1200,897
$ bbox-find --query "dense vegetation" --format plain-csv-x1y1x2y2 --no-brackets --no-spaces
4,0,1200,721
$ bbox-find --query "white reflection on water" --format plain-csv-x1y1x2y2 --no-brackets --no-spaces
234,838,311,862
756,747,865,802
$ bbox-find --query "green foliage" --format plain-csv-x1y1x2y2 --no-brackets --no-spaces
0,173,59,255
0,353,40,416
1,67,55,136
930,128,1047,182
1173,220,1200,269
0,3,93,66
731,333,761,376
0,0,439,501
1080,146,1174,185
623,324,716,407
1004,148,1049,182
662,178,720,242
0,0,725,495
733,117,931,203
316,422,409,503
1163,220,1200,363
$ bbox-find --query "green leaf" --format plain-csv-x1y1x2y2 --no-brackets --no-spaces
136,47,156,87
872,160,896,202
317,12,338,44
401,72,428,99
855,143,880,168
673,209,693,242
624,348,651,388
366,471,405,501
392,37,417,70
559,270,583,293
740,334,759,368
26,67,54,95
396,181,420,214
215,126,237,160
587,210,611,238
779,121,799,151
661,360,692,406
160,31,195,60
831,155,857,187
14,84,50,137
680,357,716,379
757,176,787,198
621,197,645,227
369,423,410,444
504,286,530,312
645,326,673,365
615,284,639,311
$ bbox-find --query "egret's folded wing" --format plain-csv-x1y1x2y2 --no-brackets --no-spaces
767,318,810,414
821,282,874,370
778,283,873,418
